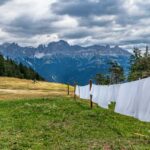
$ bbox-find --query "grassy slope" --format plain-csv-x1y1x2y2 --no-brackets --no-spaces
0,97,150,149
0,77,150,149
0,77,74,100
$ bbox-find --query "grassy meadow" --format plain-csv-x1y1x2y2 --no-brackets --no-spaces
0,77,150,149
0,97,150,149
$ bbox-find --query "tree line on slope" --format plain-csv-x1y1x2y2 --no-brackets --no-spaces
95,46,150,85
0,54,44,81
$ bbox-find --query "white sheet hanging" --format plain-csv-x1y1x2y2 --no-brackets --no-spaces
90,84,100,104
91,85,110,109
79,85,90,100
75,76,150,122
107,84,121,103
113,84,121,102
134,77,150,122
98,85,110,109
115,80,139,117
75,85,80,96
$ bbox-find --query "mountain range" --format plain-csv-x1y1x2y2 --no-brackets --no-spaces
0,40,131,85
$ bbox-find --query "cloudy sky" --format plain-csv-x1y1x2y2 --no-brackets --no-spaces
0,0,149,49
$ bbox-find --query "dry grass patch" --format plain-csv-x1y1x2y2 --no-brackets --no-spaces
0,77,74,100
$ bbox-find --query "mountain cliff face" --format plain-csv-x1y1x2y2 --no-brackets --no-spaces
0,40,131,84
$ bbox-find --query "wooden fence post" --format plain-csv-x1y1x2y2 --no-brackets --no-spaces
74,82,77,100
89,80,93,109
67,83,70,95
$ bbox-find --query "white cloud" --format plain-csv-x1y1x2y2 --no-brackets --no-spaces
51,15,78,28
0,0,149,49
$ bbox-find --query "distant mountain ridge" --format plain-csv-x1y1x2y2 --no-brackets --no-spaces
0,40,131,84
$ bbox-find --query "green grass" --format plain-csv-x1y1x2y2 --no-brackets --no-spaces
0,97,150,150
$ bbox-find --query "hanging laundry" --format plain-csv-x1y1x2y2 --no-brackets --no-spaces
91,85,110,109
107,84,121,103
78,85,90,100
75,85,80,96
90,84,100,104
75,76,150,122
134,77,150,122
98,85,110,109
115,80,139,117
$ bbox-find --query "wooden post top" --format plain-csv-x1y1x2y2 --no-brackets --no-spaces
89,79,92,90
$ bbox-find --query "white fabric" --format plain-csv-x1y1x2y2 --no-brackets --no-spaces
75,85,80,96
91,84,120,108
134,77,150,122
91,85,109,109
107,84,120,103
76,77,150,122
107,85,114,104
90,84,100,104
115,80,139,117
113,84,121,102
98,85,110,109
79,85,90,100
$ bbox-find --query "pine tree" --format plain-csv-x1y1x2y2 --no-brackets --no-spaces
0,54,5,76
128,46,150,81
109,61,125,84
94,61,125,85
94,73,110,85
0,54,44,81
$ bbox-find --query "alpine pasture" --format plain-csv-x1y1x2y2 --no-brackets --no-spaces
0,77,150,149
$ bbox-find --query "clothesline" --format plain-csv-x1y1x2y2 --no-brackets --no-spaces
75,77,150,122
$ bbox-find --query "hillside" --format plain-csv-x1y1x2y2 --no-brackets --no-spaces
0,78,150,149
0,54,43,81
0,41,131,84
0,97,150,149
0,77,74,100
